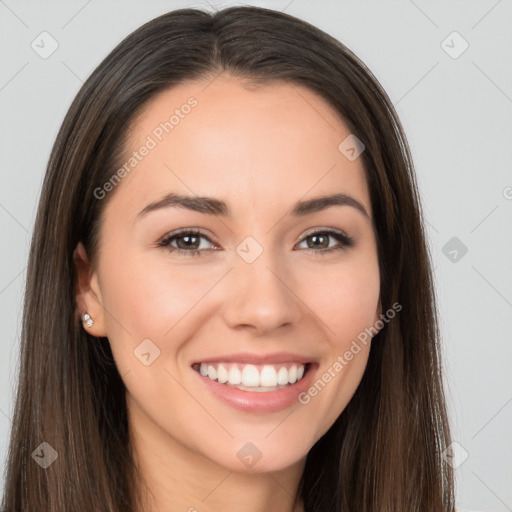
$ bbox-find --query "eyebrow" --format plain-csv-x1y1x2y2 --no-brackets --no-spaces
136,192,370,220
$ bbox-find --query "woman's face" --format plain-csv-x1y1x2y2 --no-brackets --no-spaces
76,74,381,474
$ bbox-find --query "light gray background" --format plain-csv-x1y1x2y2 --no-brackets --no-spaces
1,1,511,510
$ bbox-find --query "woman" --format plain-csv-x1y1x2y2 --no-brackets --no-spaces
1,6,455,511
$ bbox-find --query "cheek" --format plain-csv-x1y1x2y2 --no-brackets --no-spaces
100,243,380,356
294,253,379,429
298,264,379,438
306,255,380,344
97,249,227,382
100,251,211,335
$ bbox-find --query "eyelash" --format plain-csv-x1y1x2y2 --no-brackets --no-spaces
157,228,355,257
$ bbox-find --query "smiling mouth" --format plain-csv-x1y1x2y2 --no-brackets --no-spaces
191,361,311,392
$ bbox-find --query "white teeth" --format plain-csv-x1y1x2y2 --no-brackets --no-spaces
228,366,242,385
241,365,260,387
196,362,307,389
277,367,289,385
217,364,229,383
207,365,217,380
259,365,278,387
288,364,297,384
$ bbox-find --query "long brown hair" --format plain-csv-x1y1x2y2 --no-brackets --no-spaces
1,6,455,511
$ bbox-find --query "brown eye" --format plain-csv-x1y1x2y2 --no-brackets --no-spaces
158,229,216,257
297,229,354,255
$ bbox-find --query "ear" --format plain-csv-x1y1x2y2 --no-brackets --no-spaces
73,242,107,337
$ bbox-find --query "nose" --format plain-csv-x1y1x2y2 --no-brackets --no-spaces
221,249,302,336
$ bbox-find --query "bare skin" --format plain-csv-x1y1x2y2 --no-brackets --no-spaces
74,74,381,512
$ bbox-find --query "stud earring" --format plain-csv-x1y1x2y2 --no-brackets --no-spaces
82,313,94,328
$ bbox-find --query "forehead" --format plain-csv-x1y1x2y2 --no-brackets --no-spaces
110,75,371,221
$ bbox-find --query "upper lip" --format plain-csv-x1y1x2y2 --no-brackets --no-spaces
191,352,315,366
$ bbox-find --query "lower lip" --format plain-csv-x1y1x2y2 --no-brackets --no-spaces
192,363,317,413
